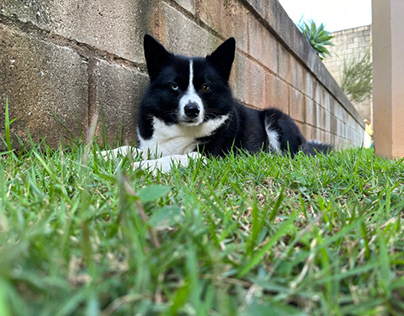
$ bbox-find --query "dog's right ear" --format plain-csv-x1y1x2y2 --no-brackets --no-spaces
144,34,172,81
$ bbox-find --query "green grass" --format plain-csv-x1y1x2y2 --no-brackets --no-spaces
0,139,403,315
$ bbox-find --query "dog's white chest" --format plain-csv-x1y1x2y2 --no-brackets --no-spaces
139,116,228,157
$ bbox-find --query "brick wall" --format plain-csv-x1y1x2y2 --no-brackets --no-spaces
0,0,364,150
323,25,372,122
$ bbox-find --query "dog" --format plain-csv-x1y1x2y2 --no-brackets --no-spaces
101,34,331,172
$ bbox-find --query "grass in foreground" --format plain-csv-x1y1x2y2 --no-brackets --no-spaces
0,142,403,315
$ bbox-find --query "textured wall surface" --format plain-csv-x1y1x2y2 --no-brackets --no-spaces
323,25,372,122
0,0,364,150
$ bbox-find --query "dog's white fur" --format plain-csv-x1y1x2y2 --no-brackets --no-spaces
138,115,229,158
178,60,205,126
99,146,203,174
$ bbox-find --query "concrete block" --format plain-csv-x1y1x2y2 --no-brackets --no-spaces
248,16,278,72
197,0,249,52
343,123,349,139
324,132,332,144
324,110,332,132
330,99,336,115
329,132,336,146
305,97,316,126
0,0,154,63
232,54,266,109
331,114,338,135
296,122,306,137
304,72,314,99
92,60,149,147
334,102,344,120
316,104,326,130
265,73,288,113
154,2,219,57
319,130,326,143
314,83,325,106
337,119,345,136
305,124,314,140
231,53,249,105
311,128,321,141
289,88,305,123
341,110,348,126
278,45,294,83
0,25,88,149
323,92,332,112
292,62,304,92
334,136,343,149
247,63,266,109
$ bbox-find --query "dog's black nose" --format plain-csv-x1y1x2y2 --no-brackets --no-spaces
184,103,200,118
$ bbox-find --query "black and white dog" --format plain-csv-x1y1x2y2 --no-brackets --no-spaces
102,35,331,172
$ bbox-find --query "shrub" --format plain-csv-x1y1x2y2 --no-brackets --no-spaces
298,18,334,60
340,51,373,103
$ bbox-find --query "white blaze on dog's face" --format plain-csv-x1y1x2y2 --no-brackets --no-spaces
178,59,205,126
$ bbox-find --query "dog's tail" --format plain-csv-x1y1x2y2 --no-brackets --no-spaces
302,140,333,155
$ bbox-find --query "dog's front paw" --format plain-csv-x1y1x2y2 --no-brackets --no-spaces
98,146,142,161
133,152,202,174
133,158,173,174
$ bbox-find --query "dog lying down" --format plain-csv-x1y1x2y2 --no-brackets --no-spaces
100,35,331,173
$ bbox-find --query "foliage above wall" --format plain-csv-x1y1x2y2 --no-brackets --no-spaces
340,52,373,104
298,18,334,60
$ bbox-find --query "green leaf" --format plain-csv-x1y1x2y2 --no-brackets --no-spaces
378,233,391,296
322,40,335,46
149,206,182,229
0,280,12,316
317,36,333,43
138,185,170,203
242,297,301,316
169,283,190,315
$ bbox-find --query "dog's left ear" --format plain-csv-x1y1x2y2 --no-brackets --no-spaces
206,37,236,81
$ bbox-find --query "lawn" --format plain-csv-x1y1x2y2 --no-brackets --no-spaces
0,139,403,315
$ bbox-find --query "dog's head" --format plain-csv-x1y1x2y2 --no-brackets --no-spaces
142,34,236,126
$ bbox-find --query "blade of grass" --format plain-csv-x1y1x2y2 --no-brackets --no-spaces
4,98,18,152
238,214,295,277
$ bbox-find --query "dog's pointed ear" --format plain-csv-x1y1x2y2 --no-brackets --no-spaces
206,37,236,81
144,34,172,80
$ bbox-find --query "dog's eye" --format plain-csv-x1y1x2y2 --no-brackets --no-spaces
169,83,179,91
201,84,211,93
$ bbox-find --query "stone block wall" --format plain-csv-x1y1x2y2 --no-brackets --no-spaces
0,0,364,150
323,25,372,122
